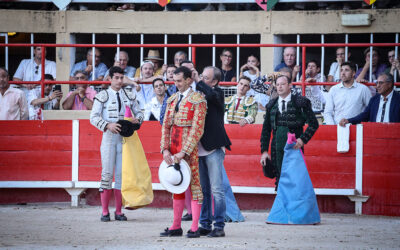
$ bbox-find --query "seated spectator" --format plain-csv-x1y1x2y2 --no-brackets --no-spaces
274,47,301,82
173,51,188,68
27,74,63,120
13,46,57,98
327,47,351,83
385,49,400,80
164,64,177,96
239,55,268,111
70,48,108,81
339,73,400,125
219,49,236,82
355,48,387,95
144,78,167,121
0,67,28,120
133,49,164,78
63,71,97,110
304,60,326,113
133,61,157,109
324,62,371,125
224,76,257,126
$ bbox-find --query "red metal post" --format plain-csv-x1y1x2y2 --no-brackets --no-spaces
41,46,45,98
302,46,306,96
191,47,196,67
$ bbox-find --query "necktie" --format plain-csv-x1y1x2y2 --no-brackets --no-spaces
175,94,183,112
380,97,387,122
281,100,286,113
235,98,241,110
116,92,122,112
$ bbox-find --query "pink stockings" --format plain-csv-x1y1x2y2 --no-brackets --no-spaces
100,189,123,216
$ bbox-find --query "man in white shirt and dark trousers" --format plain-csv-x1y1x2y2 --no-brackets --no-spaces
144,78,167,121
323,61,371,125
90,66,143,222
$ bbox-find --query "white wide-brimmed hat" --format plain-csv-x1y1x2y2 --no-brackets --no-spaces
158,158,191,194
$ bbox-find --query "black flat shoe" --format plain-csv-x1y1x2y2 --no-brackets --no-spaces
207,228,225,237
198,227,212,236
186,229,200,238
115,212,127,221
182,213,192,221
160,227,183,237
101,213,110,222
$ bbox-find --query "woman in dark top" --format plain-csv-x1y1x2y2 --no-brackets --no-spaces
219,49,237,82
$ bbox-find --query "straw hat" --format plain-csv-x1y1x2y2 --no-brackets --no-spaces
158,159,191,194
144,49,162,61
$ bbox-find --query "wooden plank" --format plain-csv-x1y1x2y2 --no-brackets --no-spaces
0,135,71,151
363,138,400,156
0,151,71,165
0,165,71,181
0,121,72,136
363,123,400,139
225,124,263,139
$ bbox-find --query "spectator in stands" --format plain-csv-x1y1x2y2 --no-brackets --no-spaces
104,51,136,80
219,49,236,82
339,73,400,125
304,60,326,113
90,66,143,223
224,76,257,126
0,67,28,120
13,46,57,97
327,47,351,83
134,60,156,109
134,50,164,78
385,49,400,80
260,74,319,190
355,48,387,95
62,71,97,110
274,47,301,82
165,64,177,96
70,48,108,81
27,74,62,120
324,62,371,125
174,51,188,68
144,78,167,121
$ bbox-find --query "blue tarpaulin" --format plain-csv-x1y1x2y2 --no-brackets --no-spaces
267,133,320,225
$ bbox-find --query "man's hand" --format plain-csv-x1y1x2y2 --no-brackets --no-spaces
113,60,121,67
163,149,173,165
260,151,270,166
359,79,368,83
293,65,300,75
305,77,316,83
85,65,93,73
161,64,168,74
51,90,63,101
106,122,121,134
77,86,86,97
173,152,186,163
363,60,370,70
293,138,304,150
130,118,140,124
337,57,344,65
191,68,200,83
239,119,249,127
339,118,349,127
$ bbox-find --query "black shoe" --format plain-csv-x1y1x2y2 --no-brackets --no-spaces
115,212,127,221
160,227,183,237
207,228,225,238
101,213,110,222
182,213,192,221
186,229,200,238
198,227,212,236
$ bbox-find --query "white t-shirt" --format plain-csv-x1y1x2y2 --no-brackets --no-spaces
13,59,56,81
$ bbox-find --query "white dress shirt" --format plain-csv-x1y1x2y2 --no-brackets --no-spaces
323,81,371,125
13,59,56,81
144,96,164,121
278,93,292,113
376,90,394,123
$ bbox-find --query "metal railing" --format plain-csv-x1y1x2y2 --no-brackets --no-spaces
1,42,399,99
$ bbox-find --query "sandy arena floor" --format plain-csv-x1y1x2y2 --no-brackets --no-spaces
0,204,399,249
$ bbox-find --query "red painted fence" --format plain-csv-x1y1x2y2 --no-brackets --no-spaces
0,120,399,216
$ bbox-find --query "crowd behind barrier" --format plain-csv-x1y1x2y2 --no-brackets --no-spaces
0,42,399,126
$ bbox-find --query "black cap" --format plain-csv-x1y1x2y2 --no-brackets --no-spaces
116,120,141,137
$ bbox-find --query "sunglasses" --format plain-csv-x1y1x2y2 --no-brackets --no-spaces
34,65,39,74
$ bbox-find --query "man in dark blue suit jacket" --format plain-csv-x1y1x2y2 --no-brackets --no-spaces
195,66,232,238
339,73,400,125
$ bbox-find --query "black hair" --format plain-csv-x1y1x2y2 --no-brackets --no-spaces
44,74,54,80
306,60,320,68
180,60,194,66
0,67,9,76
109,66,124,78
152,78,165,87
174,66,192,79
341,61,357,73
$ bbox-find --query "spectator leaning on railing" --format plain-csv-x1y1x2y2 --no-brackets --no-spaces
0,67,29,120
27,74,62,120
62,71,97,110
323,61,371,125
385,49,400,80
274,47,301,83
70,48,108,82
339,72,400,125
304,60,326,113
